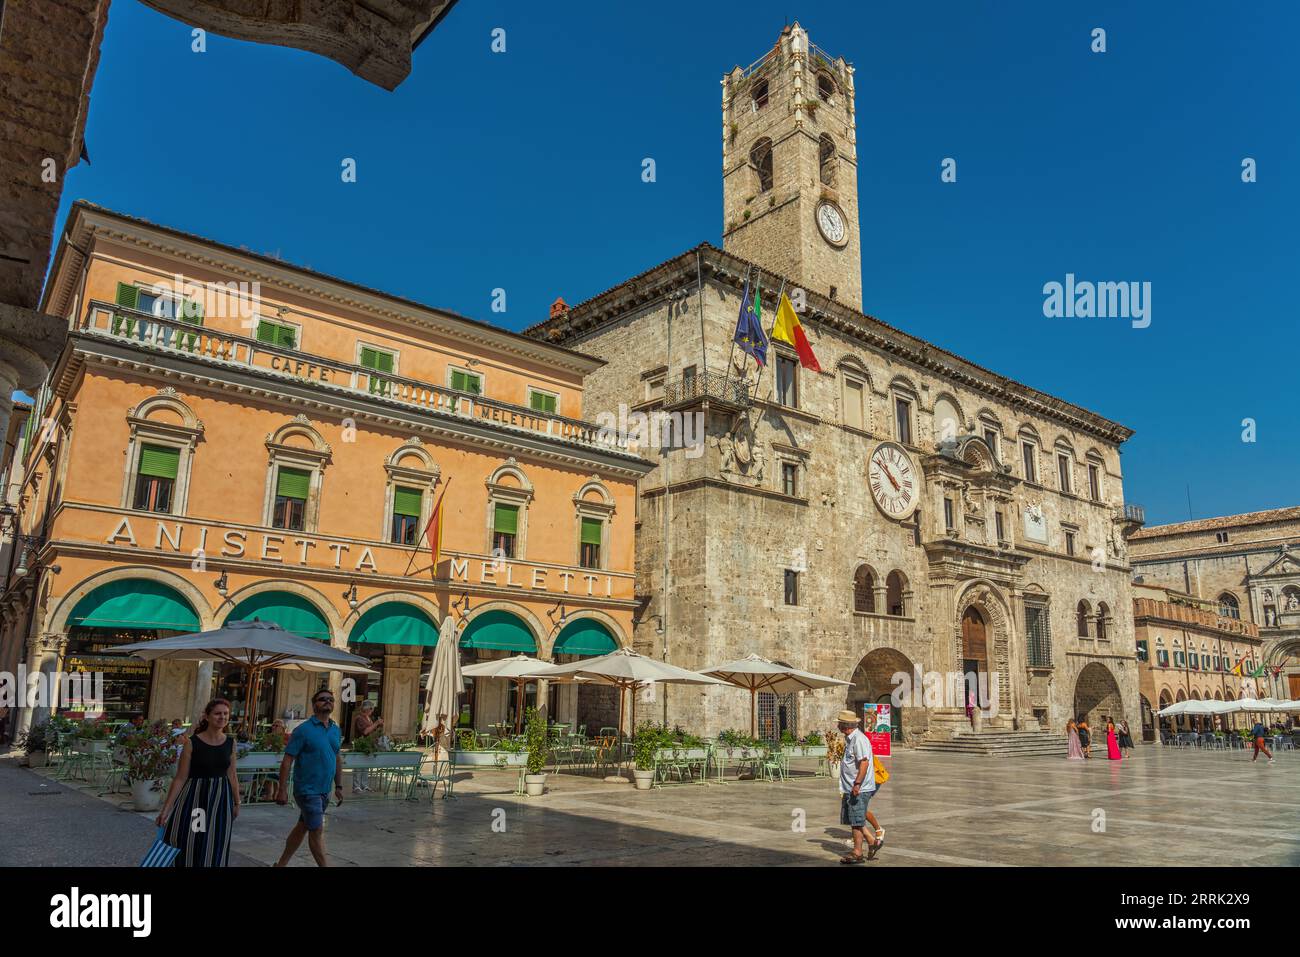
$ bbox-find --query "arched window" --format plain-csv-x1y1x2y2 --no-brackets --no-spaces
1076,600,1091,638
1218,593,1240,620
816,72,835,102
751,78,769,110
886,571,908,617
853,565,876,613
819,134,836,186
750,138,773,192
1096,602,1110,641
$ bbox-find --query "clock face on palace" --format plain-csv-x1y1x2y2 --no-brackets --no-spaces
815,200,847,247
868,441,918,520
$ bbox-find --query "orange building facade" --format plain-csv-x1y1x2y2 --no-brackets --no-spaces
1,203,652,739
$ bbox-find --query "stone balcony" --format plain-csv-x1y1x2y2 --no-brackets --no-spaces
77,300,642,461
1133,597,1260,639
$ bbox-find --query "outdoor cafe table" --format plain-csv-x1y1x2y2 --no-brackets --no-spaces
236,750,423,801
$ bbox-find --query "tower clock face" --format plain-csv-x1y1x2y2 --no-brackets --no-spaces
815,200,848,248
868,441,918,520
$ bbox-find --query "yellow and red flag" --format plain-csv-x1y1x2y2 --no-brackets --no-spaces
771,292,821,372
426,487,446,571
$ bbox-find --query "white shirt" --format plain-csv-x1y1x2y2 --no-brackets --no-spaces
839,728,876,795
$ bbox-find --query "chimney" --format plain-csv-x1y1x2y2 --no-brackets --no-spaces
550,297,569,321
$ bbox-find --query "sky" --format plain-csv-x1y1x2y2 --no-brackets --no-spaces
49,0,1299,525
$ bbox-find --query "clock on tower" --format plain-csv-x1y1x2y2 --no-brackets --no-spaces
721,23,863,310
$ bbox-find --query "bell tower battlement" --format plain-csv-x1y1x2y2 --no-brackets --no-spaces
721,23,862,310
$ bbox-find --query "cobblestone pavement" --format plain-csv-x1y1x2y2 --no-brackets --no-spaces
4,745,1296,866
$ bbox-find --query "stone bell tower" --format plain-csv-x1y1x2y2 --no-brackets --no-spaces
722,23,862,311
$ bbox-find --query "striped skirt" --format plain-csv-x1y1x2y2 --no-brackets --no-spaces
162,777,234,867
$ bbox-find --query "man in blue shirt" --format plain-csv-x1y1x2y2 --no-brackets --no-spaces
1250,721,1273,764
274,688,344,866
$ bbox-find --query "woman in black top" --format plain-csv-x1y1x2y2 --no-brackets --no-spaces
157,698,240,867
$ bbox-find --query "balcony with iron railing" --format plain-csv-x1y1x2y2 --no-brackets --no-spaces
1115,503,1145,530
661,369,750,412
77,301,642,459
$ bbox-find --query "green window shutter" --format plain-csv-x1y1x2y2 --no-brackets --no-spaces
393,486,422,517
451,370,481,394
115,283,140,309
493,503,518,535
275,324,296,349
138,444,180,480
375,350,394,373
530,391,557,414
580,517,602,545
276,467,311,500
180,299,204,325
360,347,378,368
256,321,277,344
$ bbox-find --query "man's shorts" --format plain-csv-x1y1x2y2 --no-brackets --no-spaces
840,790,872,827
296,792,328,831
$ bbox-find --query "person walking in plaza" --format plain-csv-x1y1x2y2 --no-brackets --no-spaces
155,698,239,867
349,700,382,793
1250,720,1273,764
835,710,881,865
1077,717,1091,758
1118,719,1135,756
1066,718,1084,760
275,688,344,867
1105,719,1121,761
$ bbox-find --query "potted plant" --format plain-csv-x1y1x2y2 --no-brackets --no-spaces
123,722,178,812
19,720,52,768
77,717,112,753
801,731,827,757
632,722,659,790
522,708,548,796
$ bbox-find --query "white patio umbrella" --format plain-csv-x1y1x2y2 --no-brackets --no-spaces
459,654,561,734
698,653,850,738
117,619,372,731
420,616,464,747
527,647,729,738
1156,699,1232,717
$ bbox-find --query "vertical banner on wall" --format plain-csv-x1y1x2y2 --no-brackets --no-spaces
862,703,892,756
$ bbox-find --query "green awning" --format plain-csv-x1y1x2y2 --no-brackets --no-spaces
139,444,179,480
493,504,518,535
227,592,330,641
349,603,438,647
393,486,422,517
68,579,200,631
276,467,310,500
553,619,619,657
460,610,536,653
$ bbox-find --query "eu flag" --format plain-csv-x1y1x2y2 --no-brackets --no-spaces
733,277,767,366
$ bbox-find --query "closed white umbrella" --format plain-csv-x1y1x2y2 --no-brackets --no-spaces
421,617,464,748
527,648,728,737
117,620,372,732
699,653,850,737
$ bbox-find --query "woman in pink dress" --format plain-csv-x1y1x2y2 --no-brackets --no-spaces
1105,719,1122,761
1066,719,1084,760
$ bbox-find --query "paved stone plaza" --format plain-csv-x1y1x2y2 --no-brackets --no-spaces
3,746,1296,867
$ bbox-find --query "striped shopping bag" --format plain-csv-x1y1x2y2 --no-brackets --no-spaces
140,827,180,867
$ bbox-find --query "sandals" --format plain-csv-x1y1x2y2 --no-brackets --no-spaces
867,840,882,860
839,853,865,865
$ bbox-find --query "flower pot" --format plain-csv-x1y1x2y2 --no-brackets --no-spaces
130,778,163,812
27,750,49,769
632,769,655,790
524,773,547,797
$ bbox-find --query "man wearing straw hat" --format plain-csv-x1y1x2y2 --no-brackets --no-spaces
836,709,881,864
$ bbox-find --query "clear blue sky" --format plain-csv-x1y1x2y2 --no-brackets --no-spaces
51,0,1298,525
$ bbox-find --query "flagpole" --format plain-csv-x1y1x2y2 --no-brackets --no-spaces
748,275,786,404
723,263,753,398
404,477,450,578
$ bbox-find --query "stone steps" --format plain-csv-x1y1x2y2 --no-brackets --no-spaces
915,730,1067,757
